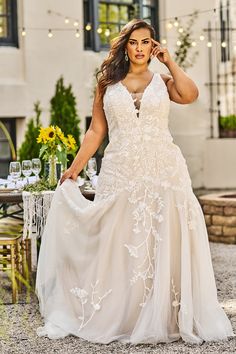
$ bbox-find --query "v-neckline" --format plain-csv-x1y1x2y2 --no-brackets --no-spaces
119,73,155,117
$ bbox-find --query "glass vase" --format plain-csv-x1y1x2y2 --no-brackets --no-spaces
48,155,58,187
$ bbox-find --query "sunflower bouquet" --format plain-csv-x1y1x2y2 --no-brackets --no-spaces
37,125,77,185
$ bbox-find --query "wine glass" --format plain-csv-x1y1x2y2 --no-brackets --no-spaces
85,158,97,190
32,158,41,181
9,161,21,192
22,160,32,184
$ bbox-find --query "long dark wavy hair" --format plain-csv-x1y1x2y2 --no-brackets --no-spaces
96,19,156,99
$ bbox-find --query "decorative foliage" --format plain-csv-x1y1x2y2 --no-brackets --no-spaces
23,178,57,192
173,11,199,71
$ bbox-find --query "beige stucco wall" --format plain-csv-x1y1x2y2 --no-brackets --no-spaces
0,0,235,188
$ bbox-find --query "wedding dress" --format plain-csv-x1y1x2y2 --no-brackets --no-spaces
36,72,234,344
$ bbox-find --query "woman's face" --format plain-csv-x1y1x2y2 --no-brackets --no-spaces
126,28,153,64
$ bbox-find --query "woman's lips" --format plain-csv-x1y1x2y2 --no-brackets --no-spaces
135,54,144,58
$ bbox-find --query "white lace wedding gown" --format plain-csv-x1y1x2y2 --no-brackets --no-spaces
36,72,234,344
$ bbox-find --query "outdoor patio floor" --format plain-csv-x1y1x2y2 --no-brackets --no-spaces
0,191,235,353
0,241,235,354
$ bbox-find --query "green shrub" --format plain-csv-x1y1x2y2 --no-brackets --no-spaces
50,76,81,166
18,101,42,161
219,115,236,130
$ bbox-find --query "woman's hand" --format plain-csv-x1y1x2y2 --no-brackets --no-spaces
60,165,79,184
150,38,172,65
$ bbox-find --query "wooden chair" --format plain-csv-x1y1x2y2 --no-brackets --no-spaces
0,232,23,303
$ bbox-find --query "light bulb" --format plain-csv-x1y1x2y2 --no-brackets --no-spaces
48,29,53,38
221,41,227,48
176,40,182,46
178,27,184,33
166,22,173,29
21,27,26,36
85,23,92,31
199,35,205,41
174,18,179,27
74,21,79,27
191,41,197,47
65,17,69,24
105,29,110,37
75,29,80,38
207,41,212,48
161,39,167,44
97,27,102,34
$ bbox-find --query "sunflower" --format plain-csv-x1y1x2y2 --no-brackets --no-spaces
37,127,48,144
66,134,76,151
45,126,56,141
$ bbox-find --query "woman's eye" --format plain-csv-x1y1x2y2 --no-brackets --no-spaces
129,41,136,45
144,40,150,44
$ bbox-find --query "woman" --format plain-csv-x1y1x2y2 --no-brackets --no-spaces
36,19,234,344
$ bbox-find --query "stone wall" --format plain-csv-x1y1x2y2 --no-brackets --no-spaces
198,192,236,244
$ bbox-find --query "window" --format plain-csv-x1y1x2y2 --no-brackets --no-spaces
0,118,16,178
0,0,18,47
83,0,159,51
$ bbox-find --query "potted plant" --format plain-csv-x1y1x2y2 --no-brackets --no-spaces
219,114,236,138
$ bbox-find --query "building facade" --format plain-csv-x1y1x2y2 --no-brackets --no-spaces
0,0,235,187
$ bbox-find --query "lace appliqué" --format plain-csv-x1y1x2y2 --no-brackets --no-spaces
176,196,198,231
124,180,165,307
70,280,112,331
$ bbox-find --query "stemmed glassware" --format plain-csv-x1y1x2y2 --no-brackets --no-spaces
9,161,21,192
22,160,32,184
85,157,97,190
32,158,41,181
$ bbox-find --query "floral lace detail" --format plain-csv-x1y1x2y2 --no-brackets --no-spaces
175,195,199,231
94,73,197,310
124,180,165,307
171,278,181,328
70,280,112,331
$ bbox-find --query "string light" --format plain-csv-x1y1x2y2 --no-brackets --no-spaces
104,28,110,37
174,17,179,27
21,27,26,36
48,29,53,38
166,22,173,29
18,6,235,49
85,23,92,31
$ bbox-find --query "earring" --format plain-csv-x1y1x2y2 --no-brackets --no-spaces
125,50,129,62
